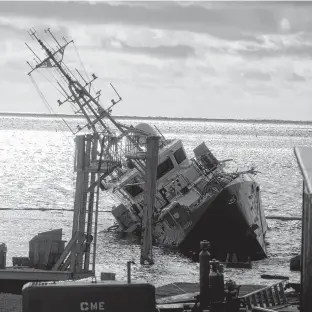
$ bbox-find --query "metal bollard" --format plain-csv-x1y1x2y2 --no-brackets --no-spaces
199,240,211,309
127,261,135,283
0,243,7,270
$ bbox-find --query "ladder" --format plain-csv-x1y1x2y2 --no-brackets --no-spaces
240,281,288,311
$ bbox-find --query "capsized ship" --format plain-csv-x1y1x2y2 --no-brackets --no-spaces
25,28,267,261
110,123,267,261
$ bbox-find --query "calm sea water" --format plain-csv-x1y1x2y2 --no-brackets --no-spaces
0,116,310,287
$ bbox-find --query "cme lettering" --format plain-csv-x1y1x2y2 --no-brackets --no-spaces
80,302,105,311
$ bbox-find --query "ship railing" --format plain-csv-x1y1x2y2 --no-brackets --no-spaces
85,133,124,178
124,135,144,154
191,156,237,188
96,132,150,184
190,160,222,189
191,156,219,178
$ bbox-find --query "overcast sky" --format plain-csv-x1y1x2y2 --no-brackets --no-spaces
0,1,311,120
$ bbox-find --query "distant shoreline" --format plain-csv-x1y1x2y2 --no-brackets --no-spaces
0,112,312,125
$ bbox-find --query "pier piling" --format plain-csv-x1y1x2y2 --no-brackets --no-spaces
140,136,160,265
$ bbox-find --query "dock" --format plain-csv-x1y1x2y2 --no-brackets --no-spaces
0,133,104,294
0,280,300,312
0,268,90,294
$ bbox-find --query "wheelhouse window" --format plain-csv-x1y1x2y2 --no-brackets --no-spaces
124,184,144,198
174,147,186,164
157,157,174,179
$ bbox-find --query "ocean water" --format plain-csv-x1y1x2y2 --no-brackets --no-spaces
0,116,311,287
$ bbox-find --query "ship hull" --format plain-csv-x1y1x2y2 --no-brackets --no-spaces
179,174,267,261
115,174,267,261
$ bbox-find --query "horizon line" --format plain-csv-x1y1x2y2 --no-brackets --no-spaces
0,111,312,124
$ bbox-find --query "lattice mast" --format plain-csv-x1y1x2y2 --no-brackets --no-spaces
25,28,148,273
27,28,120,134
26,28,147,173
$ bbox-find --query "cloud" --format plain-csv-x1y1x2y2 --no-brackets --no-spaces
0,21,24,36
0,1,311,120
241,71,271,81
290,73,306,82
121,43,195,59
240,44,312,59
0,17,69,43
2,1,311,42
101,39,195,59
200,31,312,60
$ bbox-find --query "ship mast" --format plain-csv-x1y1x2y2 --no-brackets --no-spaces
26,28,147,179
27,28,118,133
25,28,159,271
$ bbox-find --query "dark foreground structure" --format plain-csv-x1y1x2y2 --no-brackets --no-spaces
16,244,297,312
294,147,312,312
